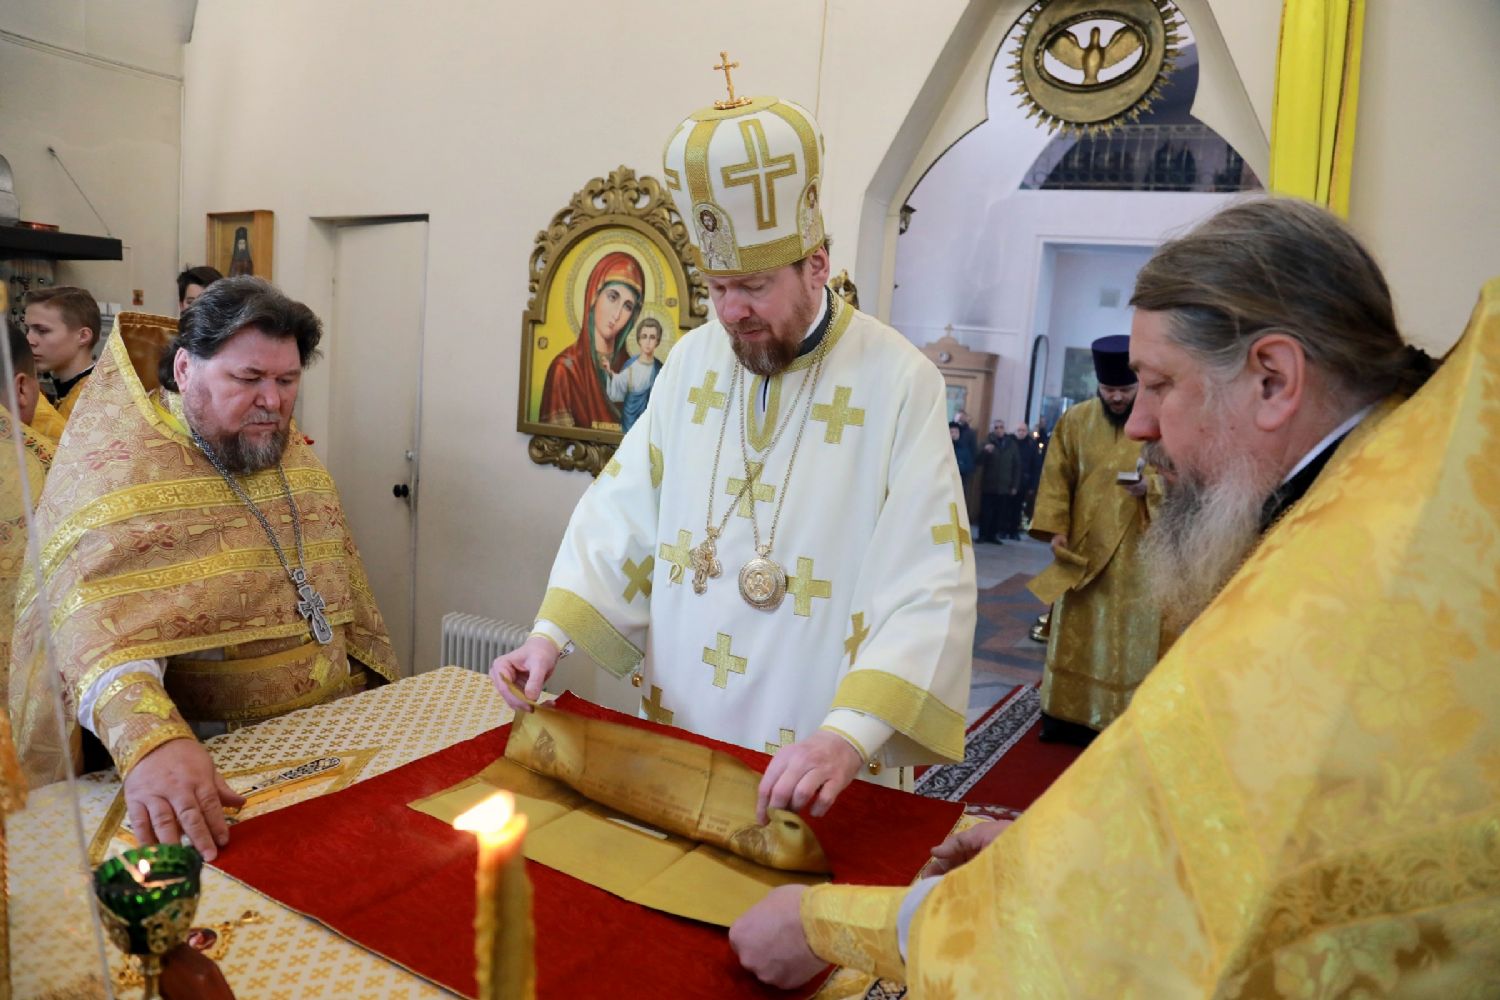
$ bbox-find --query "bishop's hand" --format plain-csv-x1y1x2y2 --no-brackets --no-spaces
756,730,863,825
490,635,561,713
124,738,245,862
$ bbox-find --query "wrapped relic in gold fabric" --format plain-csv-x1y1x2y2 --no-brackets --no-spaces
505,704,829,874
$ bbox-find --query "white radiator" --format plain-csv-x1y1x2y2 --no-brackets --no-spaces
439,612,532,675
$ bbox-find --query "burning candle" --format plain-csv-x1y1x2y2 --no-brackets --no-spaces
453,791,534,999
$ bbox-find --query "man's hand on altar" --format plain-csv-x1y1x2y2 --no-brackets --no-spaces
756,730,862,825
490,636,561,713
929,817,1012,874
729,884,827,989
124,738,246,862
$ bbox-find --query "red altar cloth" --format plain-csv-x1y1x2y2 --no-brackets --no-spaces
214,693,964,998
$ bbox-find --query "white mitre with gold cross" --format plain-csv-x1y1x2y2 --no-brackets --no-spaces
662,54,825,276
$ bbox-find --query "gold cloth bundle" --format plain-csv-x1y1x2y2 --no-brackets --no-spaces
411,705,831,926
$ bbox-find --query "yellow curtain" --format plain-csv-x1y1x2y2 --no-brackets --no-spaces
1268,0,1366,216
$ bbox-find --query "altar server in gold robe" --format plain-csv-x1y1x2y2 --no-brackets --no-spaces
2,320,54,673
730,198,1500,995
495,81,975,821
24,285,100,425
1028,335,1163,742
10,277,396,860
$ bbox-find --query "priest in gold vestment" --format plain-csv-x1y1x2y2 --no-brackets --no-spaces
495,88,975,822
2,321,54,678
731,200,1500,995
1028,335,1164,741
10,277,396,860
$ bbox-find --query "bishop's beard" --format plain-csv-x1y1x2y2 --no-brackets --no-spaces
725,287,821,377
1140,437,1280,633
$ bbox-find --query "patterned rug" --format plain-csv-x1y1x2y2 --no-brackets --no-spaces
971,570,1048,687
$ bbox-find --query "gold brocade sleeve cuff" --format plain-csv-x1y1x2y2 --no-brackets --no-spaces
800,883,908,984
535,587,643,678
92,673,196,776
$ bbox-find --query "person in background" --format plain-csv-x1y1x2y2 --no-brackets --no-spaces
177,265,224,313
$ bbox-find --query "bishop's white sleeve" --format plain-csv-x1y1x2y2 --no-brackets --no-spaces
824,360,976,766
532,356,679,679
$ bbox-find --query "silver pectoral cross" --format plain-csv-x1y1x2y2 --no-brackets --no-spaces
292,568,334,645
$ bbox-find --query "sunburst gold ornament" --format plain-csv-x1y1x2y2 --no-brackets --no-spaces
1011,0,1183,135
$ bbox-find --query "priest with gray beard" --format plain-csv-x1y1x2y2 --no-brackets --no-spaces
731,196,1488,998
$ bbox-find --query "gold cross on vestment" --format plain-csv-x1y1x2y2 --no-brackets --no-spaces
649,443,664,488
642,684,674,725
728,461,775,518
703,632,747,689
812,386,866,444
765,728,796,754
931,502,972,563
659,529,694,585
845,611,870,665
788,556,832,618
713,50,752,110
688,370,727,424
623,555,654,603
722,119,797,231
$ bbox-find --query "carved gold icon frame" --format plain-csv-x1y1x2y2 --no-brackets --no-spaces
519,167,707,475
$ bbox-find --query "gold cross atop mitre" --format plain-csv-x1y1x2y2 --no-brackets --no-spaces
713,50,753,110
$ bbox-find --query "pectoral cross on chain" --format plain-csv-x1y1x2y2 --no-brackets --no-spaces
689,530,723,595
293,568,334,645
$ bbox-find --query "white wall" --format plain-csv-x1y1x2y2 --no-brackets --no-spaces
0,1,189,314
179,0,972,701
1040,246,1153,400
892,188,1235,427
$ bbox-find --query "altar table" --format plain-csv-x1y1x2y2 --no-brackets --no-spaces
8,668,933,999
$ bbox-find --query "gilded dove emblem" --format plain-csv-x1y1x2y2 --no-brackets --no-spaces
1046,23,1145,86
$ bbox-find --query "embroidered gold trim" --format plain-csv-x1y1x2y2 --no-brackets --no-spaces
73,614,356,705
832,670,965,762
21,465,337,607
747,374,783,452
90,672,164,730
536,587,642,678
50,539,350,628
818,724,867,762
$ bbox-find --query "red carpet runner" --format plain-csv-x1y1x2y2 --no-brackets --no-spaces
214,693,963,999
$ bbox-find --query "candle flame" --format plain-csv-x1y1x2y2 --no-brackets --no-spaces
138,858,152,878
453,791,516,833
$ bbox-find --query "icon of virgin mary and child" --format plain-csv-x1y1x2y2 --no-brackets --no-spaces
539,250,666,435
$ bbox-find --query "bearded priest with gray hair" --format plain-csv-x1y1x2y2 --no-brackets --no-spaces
10,276,397,861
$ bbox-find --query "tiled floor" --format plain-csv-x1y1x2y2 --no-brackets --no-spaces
965,533,1052,725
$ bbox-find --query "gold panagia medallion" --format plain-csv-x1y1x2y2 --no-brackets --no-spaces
739,555,787,611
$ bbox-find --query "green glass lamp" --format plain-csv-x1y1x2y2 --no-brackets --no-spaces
93,844,202,999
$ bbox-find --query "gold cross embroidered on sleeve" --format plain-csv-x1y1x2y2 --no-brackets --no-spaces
623,556,654,603
931,502,972,563
844,611,870,665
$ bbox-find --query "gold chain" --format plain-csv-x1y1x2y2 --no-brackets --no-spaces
737,343,828,558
